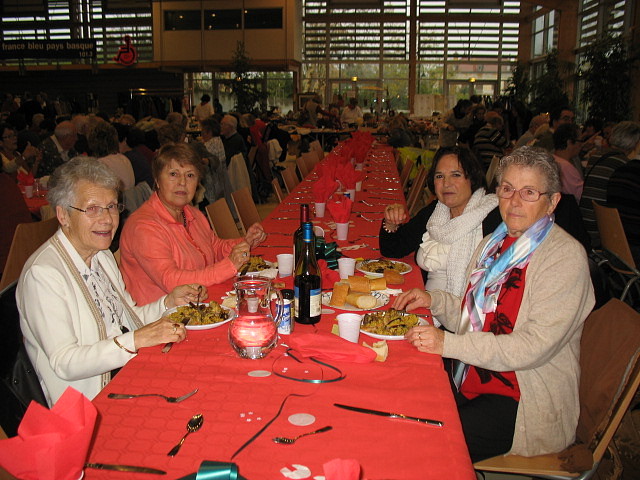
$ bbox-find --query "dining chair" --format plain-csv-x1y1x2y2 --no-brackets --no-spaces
309,140,323,161
39,204,55,220
122,182,153,214
0,217,59,291
205,198,241,239
592,201,640,304
400,158,414,190
281,166,299,194
302,151,319,172
231,187,262,235
406,166,427,216
295,156,310,179
485,155,501,190
271,179,285,203
227,153,252,194
474,299,640,480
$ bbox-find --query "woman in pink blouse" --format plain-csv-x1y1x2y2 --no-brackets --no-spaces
119,143,266,305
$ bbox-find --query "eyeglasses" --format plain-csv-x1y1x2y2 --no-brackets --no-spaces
68,203,125,217
496,184,548,202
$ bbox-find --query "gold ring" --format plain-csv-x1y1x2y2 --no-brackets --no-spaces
418,332,422,340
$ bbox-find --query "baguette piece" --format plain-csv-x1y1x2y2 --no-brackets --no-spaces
347,275,371,293
383,268,405,285
369,277,387,291
329,282,350,307
346,293,377,309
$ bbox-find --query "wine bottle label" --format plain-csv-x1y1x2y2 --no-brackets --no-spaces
309,288,321,317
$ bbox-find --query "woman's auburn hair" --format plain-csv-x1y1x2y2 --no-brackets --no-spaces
152,142,206,187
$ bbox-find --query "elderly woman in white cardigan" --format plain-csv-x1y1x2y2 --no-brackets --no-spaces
394,146,594,462
17,157,203,406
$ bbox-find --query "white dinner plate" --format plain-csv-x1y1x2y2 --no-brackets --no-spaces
163,303,235,331
356,259,412,278
321,291,389,311
360,317,428,341
241,259,276,276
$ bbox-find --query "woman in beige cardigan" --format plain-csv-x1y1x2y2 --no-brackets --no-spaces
394,146,594,462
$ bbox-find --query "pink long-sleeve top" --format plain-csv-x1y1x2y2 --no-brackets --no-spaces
120,192,242,305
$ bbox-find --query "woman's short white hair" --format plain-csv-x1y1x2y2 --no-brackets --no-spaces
47,157,120,210
495,146,561,195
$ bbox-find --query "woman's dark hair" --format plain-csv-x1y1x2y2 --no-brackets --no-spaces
112,122,130,143
200,117,221,137
201,94,211,103
453,99,473,119
426,146,486,194
152,142,206,187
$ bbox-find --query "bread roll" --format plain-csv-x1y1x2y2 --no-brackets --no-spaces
369,277,387,291
383,268,404,285
347,275,371,293
329,282,350,307
346,293,377,309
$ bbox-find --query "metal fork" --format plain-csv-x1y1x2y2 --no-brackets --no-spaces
272,426,332,444
108,387,199,403
357,213,377,222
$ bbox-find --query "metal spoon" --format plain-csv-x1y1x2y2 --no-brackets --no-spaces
272,426,333,444
167,414,204,456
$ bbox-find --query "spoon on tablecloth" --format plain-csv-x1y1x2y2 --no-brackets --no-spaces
167,414,204,456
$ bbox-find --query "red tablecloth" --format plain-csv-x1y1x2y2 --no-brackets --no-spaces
85,143,475,480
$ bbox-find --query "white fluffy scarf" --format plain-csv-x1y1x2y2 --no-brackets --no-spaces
417,188,498,296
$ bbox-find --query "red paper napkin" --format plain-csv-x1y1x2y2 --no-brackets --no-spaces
336,163,364,189
323,458,362,480
313,174,339,203
327,197,353,223
318,259,340,285
0,387,97,480
288,332,376,363
17,171,35,186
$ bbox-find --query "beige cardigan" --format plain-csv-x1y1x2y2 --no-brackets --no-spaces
430,225,595,456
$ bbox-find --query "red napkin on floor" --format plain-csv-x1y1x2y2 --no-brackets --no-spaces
323,458,362,480
318,259,340,285
0,387,97,480
336,163,364,189
17,171,34,186
313,174,339,203
327,197,353,223
288,332,376,363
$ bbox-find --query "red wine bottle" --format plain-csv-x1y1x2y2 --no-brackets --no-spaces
294,222,321,324
293,203,311,266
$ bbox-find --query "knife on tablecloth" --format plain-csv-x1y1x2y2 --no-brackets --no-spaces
85,463,166,475
334,403,443,427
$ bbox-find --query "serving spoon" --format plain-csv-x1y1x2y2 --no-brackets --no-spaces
168,414,204,456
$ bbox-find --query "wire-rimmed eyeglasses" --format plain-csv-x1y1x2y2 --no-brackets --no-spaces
68,203,125,217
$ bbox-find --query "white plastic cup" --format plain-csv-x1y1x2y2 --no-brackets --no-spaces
355,163,364,171
276,253,294,278
336,222,349,241
24,185,34,198
347,189,356,200
315,202,326,218
337,313,362,343
355,180,362,191
338,257,356,279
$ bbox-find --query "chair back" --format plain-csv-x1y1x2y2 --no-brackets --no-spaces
231,187,262,235
281,166,299,194
400,158,414,190
296,157,310,179
271,179,285,203
485,155,501,190
592,201,636,269
406,166,427,215
302,151,319,172
206,198,241,239
227,153,252,193
122,182,153,214
576,299,640,463
0,217,59,291
309,140,323,160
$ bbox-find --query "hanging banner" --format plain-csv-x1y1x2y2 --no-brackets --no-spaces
0,40,96,59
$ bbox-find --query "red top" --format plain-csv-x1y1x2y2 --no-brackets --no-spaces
460,235,526,401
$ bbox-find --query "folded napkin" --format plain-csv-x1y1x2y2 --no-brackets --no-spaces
327,197,353,223
17,171,34,186
288,332,376,363
336,163,364,189
313,174,339,203
318,259,340,285
323,458,362,480
0,387,97,480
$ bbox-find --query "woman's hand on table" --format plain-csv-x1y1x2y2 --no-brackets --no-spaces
165,283,207,309
230,241,251,269
406,325,444,355
245,223,267,248
393,288,432,311
383,203,407,231
134,317,187,349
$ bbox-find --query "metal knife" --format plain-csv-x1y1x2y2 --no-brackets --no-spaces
85,463,166,475
161,317,190,354
334,403,443,427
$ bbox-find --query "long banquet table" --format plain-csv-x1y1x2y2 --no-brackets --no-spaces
85,143,475,480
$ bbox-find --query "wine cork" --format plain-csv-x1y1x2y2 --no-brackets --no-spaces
347,275,371,293
369,277,387,291
346,293,377,309
329,282,350,307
